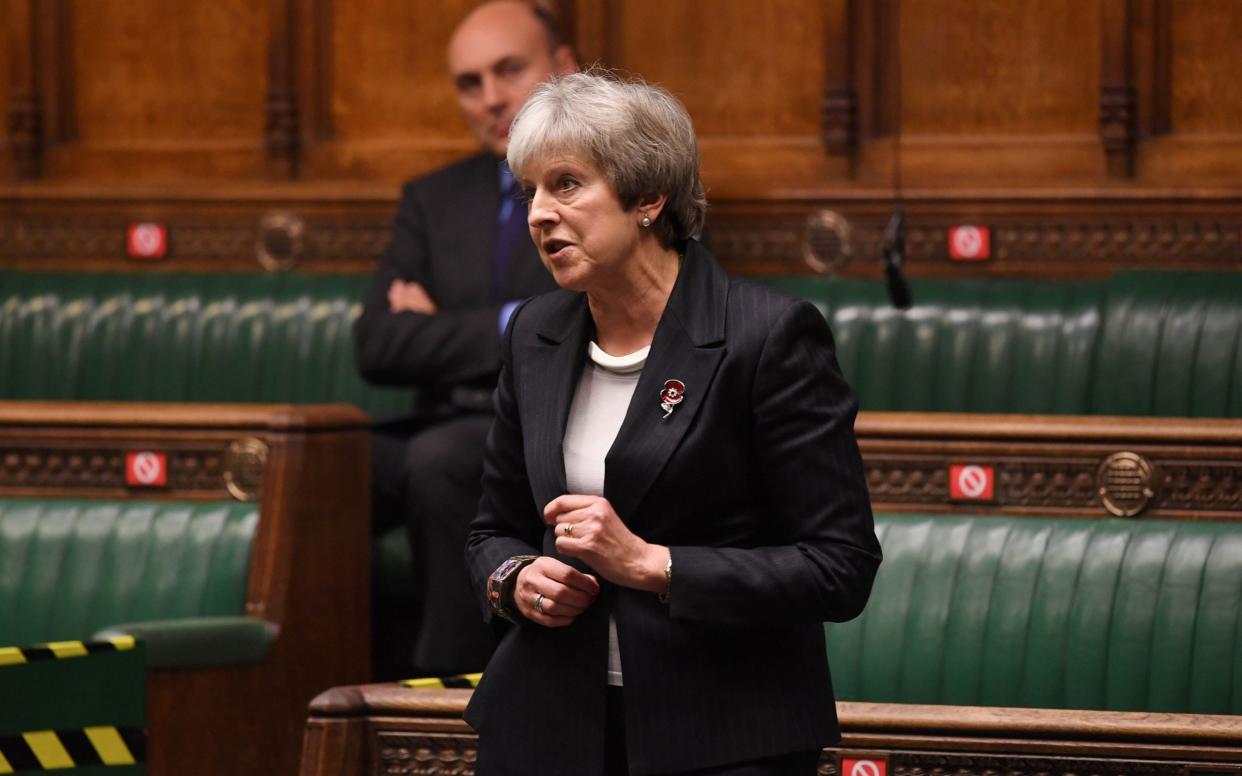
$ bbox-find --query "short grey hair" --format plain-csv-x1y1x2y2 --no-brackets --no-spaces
507,71,707,248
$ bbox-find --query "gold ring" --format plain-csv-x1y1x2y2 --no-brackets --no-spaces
534,593,545,613
562,523,574,537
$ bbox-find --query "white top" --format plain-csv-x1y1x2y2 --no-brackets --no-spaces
563,341,648,686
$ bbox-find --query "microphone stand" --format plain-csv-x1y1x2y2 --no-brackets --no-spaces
882,205,912,310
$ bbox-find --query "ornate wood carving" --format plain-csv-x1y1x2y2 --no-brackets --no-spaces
376,731,477,776
712,211,1242,277
875,753,1186,776
1,213,392,271
301,686,1242,776
865,455,1242,518
2,189,1240,277
857,413,1242,519
1101,0,1138,177
0,442,232,496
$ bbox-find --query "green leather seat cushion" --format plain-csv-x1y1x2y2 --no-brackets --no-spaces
0,499,258,647
828,513,1242,714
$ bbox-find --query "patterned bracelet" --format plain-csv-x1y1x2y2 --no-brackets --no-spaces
487,555,537,621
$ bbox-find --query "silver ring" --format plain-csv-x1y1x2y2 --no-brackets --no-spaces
534,593,545,613
562,523,574,537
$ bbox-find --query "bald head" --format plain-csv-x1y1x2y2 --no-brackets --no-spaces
448,1,577,157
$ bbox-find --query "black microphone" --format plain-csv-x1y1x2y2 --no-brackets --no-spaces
881,205,912,310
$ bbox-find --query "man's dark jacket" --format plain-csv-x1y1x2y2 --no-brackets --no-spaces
355,152,557,410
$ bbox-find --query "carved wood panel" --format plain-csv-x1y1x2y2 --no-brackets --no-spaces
360,728,1236,776
889,0,1104,186
0,440,241,498
52,0,269,180
606,0,847,197
0,0,1240,281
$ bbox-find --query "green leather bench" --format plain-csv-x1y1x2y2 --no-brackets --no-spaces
828,512,1242,714
767,271,1242,416
5,268,1242,689
0,499,266,667
300,508,1242,775
0,402,370,776
4,269,1242,417
0,500,253,776
0,272,406,413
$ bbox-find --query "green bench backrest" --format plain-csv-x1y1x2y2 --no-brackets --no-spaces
4,269,1242,416
827,513,1242,713
0,500,258,646
765,270,1242,417
0,272,409,416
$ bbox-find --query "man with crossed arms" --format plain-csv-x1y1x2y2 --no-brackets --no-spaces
355,0,577,676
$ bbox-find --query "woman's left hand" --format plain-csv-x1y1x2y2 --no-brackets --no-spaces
544,494,668,594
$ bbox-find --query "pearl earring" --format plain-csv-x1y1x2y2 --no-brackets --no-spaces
640,214,652,228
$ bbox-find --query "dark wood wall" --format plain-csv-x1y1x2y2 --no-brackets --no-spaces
3,0,1240,277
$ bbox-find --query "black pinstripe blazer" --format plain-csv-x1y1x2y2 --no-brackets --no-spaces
464,240,882,776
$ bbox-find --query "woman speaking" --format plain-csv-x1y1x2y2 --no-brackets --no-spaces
464,71,881,776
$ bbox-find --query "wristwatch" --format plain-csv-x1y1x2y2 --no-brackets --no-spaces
487,555,537,621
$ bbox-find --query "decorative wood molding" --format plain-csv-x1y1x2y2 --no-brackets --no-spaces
375,731,477,775
266,0,301,177
309,0,334,141
868,0,900,139
856,412,1242,520
42,0,75,144
299,686,1242,776
0,442,231,497
1149,0,1172,136
1101,0,1138,177
2,186,1240,276
822,0,858,168
7,0,44,179
710,207,1242,277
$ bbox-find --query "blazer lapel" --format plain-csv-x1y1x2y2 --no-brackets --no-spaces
604,242,728,525
521,293,594,512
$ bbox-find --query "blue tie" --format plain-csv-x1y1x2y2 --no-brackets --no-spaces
493,166,526,302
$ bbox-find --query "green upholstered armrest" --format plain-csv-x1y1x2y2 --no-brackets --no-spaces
94,617,277,670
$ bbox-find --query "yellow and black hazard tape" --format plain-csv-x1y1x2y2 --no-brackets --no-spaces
400,672,482,689
0,726,145,773
0,636,136,668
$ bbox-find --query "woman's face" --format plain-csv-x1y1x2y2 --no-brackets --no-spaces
521,153,643,292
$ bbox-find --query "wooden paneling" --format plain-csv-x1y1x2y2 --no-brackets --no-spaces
1169,0,1242,133
2,0,1241,279
0,5,12,180
890,0,1103,184
606,0,844,197
51,0,269,179
301,0,477,179
1140,0,1242,182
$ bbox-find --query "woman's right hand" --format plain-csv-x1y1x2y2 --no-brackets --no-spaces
514,556,600,627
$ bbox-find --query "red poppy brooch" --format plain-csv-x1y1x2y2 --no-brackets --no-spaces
659,379,686,420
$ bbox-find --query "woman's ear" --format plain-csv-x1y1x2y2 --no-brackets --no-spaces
636,192,668,226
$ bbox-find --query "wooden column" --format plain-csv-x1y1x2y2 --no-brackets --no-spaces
1100,0,1137,177
266,0,301,177
7,0,43,178
822,0,859,174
